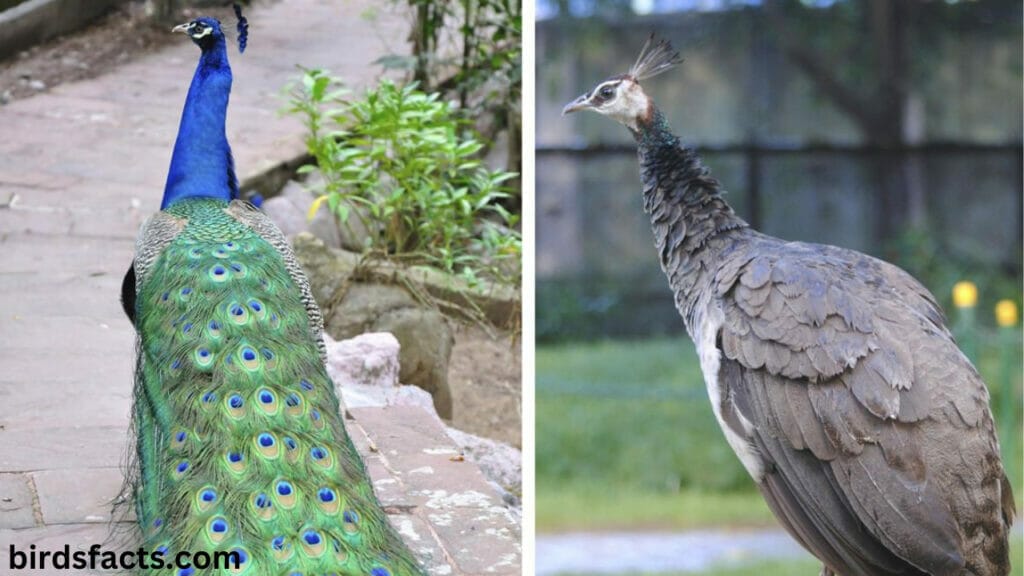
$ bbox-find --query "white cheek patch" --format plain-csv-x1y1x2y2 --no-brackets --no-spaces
192,26,213,39
599,86,649,131
620,91,648,118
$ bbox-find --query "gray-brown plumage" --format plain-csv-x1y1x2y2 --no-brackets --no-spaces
563,35,1014,576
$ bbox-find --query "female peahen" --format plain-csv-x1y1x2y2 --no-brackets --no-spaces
564,36,1013,576
120,10,424,575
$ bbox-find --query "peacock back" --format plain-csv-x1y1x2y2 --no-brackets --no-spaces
129,198,421,575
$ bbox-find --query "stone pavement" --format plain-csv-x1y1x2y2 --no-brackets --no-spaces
0,1,520,573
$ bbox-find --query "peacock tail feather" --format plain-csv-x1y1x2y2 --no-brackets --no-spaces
128,199,423,575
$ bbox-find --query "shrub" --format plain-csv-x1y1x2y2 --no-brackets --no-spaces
287,70,520,283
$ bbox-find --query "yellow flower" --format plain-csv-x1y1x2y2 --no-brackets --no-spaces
995,300,1018,328
952,281,978,309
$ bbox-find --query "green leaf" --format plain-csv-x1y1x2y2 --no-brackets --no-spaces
307,195,329,220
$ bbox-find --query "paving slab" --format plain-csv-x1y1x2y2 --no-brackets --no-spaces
0,426,127,473
0,473,37,530
0,379,132,432
0,0,520,572
31,468,124,526
351,407,522,574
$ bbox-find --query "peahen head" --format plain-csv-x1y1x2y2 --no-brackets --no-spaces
562,34,681,132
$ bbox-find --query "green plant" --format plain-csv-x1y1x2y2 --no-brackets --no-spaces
287,70,520,282
379,0,522,200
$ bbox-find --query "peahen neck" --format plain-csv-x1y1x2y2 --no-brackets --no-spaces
161,37,237,209
633,105,749,330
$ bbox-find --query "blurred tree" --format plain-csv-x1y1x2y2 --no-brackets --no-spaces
141,0,246,23
762,0,1020,247
384,0,522,204
142,0,179,21
766,0,922,242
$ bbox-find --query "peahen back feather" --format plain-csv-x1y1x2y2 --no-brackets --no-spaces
125,11,424,575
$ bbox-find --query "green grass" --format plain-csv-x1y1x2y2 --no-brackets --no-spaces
537,337,1023,533
537,339,752,494
537,483,775,532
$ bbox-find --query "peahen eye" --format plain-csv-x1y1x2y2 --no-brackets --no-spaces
599,86,615,98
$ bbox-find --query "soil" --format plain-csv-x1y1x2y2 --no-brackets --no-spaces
0,4,175,104
448,325,522,449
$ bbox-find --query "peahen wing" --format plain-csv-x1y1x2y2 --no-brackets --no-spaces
710,238,1011,576
127,198,422,575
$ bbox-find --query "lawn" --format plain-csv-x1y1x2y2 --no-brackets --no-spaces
537,336,1023,534
537,483,776,533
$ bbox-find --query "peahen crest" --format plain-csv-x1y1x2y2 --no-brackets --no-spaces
629,33,682,82
122,10,425,575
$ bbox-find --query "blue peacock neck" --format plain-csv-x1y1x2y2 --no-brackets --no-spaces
161,37,237,209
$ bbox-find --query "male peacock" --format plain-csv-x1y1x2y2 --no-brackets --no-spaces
563,36,1014,576
120,9,424,575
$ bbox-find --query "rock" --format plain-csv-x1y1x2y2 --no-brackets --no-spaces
334,201,380,253
290,233,359,304
292,232,519,330
324,333,440,416
322,283,414,332
445,427,522,500
319,330,522,510
374,307,454,418
325,284,455,419
262,180,341,248
323,332,401,388
294,236,454,419
404,264,520,329
344,381,438,415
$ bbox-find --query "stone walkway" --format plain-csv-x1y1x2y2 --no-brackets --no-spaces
0,1,520,573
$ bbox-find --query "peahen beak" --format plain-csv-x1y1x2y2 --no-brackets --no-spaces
171,23,191,34
562,94,592,116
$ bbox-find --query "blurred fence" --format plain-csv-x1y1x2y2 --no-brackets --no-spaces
536,140,1023,340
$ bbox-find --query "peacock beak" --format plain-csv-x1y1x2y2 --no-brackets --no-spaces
562,94,592,116
171,23,191,34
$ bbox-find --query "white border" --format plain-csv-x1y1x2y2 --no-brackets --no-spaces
520,0,537,572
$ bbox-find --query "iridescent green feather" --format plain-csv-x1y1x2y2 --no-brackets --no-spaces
132,199,423,575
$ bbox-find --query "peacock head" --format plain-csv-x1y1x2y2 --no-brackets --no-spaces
172,5,247,54
172,17,226,51
562,34,681,132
